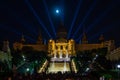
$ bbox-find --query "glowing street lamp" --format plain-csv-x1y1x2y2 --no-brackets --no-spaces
117,65,120,68
22,55,25,58
22,55,26,61
117,64,120,79
26,68,30,72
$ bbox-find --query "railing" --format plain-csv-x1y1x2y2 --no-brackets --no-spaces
38,60,48,73
71,59,77,73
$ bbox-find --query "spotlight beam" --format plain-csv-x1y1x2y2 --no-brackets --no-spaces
0,24,21,36
7,7,37,36
25,0,52,38
89,22,119,41
72,0,97,38
86,1,117,33
14,14,38,36
76,35,82,42
61,0,64,23
67,0,82,39
42,0,56,38
76,0,117,41
0,24,35,42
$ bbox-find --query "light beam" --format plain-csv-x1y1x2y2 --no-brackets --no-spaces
72,0,97,38
86,0,116,33
76,0,117,41
0,24,36,42
25,0,52,38
67,0,82,39
56,9,59,13
89,22,119,41
8,8,38,36
43,0,56,38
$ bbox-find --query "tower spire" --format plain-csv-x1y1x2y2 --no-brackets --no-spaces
81,26,88,44
99,34,104,43
82,32,88,44
21,34,25,43
36,30,43,44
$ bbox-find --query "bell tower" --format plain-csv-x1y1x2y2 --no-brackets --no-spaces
81,32,88,44
56,23,67,43
99,34,104,43
21,34,25,43
36,32,43,44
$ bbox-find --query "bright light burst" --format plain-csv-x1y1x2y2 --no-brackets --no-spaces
56,9,59,14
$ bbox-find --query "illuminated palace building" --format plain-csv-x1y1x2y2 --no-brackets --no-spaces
13,24,115,58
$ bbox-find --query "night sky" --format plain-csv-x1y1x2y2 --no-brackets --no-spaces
0,0,120,47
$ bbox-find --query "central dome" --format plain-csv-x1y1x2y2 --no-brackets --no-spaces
56,23,67,42
56,23,67,39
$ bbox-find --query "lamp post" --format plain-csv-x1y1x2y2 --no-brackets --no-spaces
117,65,120,79
22,55,26,61
117,65,120,68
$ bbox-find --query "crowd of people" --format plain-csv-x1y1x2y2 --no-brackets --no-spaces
0,71,100,80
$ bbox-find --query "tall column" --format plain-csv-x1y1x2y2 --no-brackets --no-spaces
54,50,56,58
59,50,62,58
66,50,68,58
63,45,65,50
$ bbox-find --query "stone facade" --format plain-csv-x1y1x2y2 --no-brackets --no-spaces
106,47,120,61
13,24,115,57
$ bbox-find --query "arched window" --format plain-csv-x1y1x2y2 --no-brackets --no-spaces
66,46,68,49
56,46,58,50
61,46,63,50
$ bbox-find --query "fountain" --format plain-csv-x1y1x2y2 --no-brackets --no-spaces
66,50,68,58
64,61,67,71
48,50,71,73
54,53,56,58
54,51,57,58
48,61,70,73
59,50,62,58
51,50,70,61
52,61,55,68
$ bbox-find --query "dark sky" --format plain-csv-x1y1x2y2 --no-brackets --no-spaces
0,0,120,47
